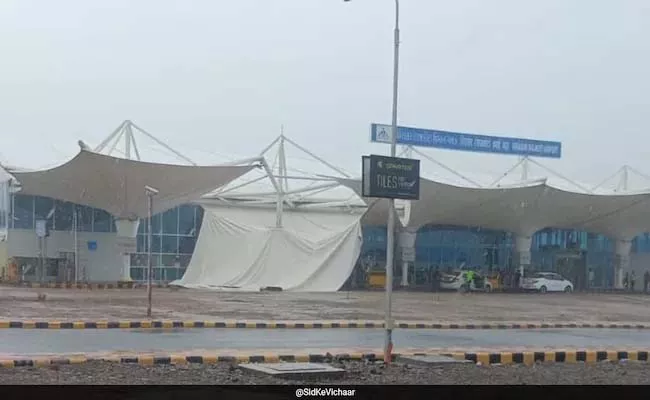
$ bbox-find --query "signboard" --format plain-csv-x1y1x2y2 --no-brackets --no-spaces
115,237,137,254
371,123,562,159
35,220,47,238
87,241,97,251
401,247,415,262
362,154,420,200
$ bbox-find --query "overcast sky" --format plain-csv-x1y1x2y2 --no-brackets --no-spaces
1,0,649,187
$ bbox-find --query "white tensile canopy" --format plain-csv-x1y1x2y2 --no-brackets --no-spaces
10,149,256,219
338,177,650,239
172,202,363,292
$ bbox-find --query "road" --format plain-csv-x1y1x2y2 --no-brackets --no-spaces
1,328,649,355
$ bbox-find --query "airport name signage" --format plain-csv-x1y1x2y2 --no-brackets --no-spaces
370,123,562,159
362,154,420,200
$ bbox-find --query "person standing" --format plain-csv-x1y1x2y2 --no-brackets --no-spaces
644,270,650,294
433,266,441,292
461,270,474,294
588,268,595,290
630,270,636,292
514,270,521,290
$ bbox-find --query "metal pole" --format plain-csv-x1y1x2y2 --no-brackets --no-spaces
73,207,78,284
384,0,400,365
146,194,153,318
520,157,529,181
39,237,44,283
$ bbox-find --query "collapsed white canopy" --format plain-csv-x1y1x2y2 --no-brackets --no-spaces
11,150,255,218
173,203,363,292
339,177,650,239
336,178,405,227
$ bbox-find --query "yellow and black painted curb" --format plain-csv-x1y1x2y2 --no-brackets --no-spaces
1,320,650,330
1,282,169,290
0,352,386,368
1,350,648,368
446,350,650,365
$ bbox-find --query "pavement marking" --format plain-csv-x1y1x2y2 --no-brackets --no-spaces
0,349,648,368
1,320,650,330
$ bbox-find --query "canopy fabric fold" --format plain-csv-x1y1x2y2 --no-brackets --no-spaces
12,150,255,218
172,204,363,292
336,178,404,226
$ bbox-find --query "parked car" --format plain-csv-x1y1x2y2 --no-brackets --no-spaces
440,271,493,292
521,272,573,293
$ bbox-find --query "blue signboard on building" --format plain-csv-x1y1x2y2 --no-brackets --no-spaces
370,123,562,159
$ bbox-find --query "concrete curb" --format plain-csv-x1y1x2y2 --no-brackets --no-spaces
0,352,386,368
1,320,649,330
446,350,650,365
0,349,647,368
0,282,169,290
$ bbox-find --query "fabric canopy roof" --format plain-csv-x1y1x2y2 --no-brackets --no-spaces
12,150,255,219
338,177,650,239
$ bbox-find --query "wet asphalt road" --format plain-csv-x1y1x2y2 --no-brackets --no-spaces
1,328,650,355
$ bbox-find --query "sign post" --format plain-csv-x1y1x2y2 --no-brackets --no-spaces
345,0,403,367
144,185,159,318
35,220,47,283
362,153,420,365
362,155,420,200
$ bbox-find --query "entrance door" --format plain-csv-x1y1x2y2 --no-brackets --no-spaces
555,253,585,290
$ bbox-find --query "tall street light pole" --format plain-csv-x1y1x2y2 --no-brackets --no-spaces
344,0,400,365
145,185,159,318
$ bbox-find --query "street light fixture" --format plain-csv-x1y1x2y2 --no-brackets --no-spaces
144,185,159,318
344,0,401,365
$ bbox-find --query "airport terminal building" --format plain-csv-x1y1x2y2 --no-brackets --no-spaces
3,189,650,291
2,123,650,291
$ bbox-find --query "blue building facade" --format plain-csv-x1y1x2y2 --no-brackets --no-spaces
8,193,650,286
360,225,649,288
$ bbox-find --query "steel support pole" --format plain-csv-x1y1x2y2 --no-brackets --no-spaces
384,0,400,365
146,194,153,318
73,207,78,284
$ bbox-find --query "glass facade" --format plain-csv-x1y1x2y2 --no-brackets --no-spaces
130,204,204,282
9,194,203,282
359,225,636,288
6,193,650,287
11,194,116,233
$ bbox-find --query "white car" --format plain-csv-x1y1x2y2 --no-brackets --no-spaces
440,271,493,292
521,272,573,293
